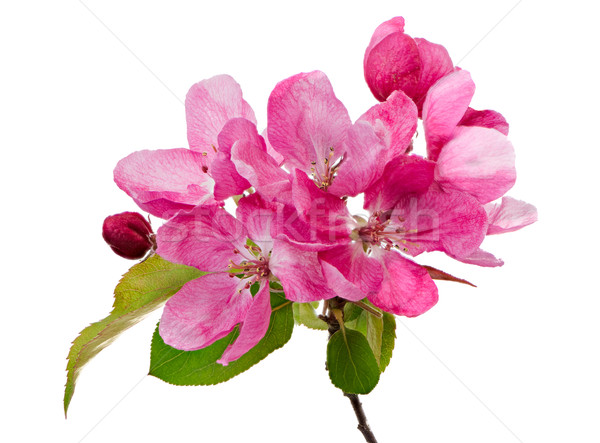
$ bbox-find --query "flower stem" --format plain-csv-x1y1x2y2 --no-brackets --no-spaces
324,298,379,443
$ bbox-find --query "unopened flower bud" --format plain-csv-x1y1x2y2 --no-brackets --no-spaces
102,212,155,259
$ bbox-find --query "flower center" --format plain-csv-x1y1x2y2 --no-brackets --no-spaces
310,147,345,191
354,211,413,252
227,243,271,290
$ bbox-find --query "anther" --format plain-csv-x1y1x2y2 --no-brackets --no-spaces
202,166,209,173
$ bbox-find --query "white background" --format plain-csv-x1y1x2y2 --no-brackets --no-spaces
1,1,598,442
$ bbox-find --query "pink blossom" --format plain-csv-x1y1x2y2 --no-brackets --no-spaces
156,194,336,364
284,146,487,316
114,75,258,218
267,71,386,199
363,17,454,111
422,70,517,204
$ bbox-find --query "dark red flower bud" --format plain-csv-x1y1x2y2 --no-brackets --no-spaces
102,212,155,259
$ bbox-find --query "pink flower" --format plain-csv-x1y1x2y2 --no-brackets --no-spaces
363,17,454,112
267,71,387,200
419,70,537,264
315,158,488,316
421,70,517,204
114,75,257,218
156,194,336,364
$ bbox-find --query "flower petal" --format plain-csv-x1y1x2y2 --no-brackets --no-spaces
231,138,291,202
217,118,265,156
459,108,509,135
364,31,422,102
328,121,386,197
291,170,352,246
270,239,338,302
267,71,351,173
262,128,285,166
485,196,537,235
114,148,215,218
319,244,383,302
423,70,475,161
156,204,246,271
217,281,272,365
186,75,256,153
159,274,252,351
364,155,435,212
364,16,406,59
358,89,418,160
435,126,516,204
412,38,454,112
452,248,504,267
211,151,251,201
392,187,488,258
236,193,278,253
369,251,438,317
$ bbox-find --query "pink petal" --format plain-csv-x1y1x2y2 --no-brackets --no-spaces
392,187,488,258
358,89,418,160
218,281,272,365
114,148,216,218
423,70,475,161
435,126,516,204
459,107,509,135
211,151,251,201
291,170,352,245
453,248,504,267
159,274,253,351
236,193,277,253
230,138,291,202
217,118,265,156
364,16,406,59
364,31,422,102
364,155,435,212
328,121,386,197
319,244,383,302
267,71,351,173
186,75,256,153
485,196,537,235
156,204,247,271
412,38,454,112
269,239,338,302
369,251,439,317
262,128,285,166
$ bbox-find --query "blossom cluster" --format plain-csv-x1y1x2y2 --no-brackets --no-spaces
112,17,536,365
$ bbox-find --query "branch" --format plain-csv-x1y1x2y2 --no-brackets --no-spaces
344,393,379,443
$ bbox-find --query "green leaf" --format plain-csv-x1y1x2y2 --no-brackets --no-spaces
327,328,380,394
64,254,203,416
366,313,384,366
293,302,328,330
343,302,363,323
149,293,294,385
379,312,396,373
344,302,396,372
